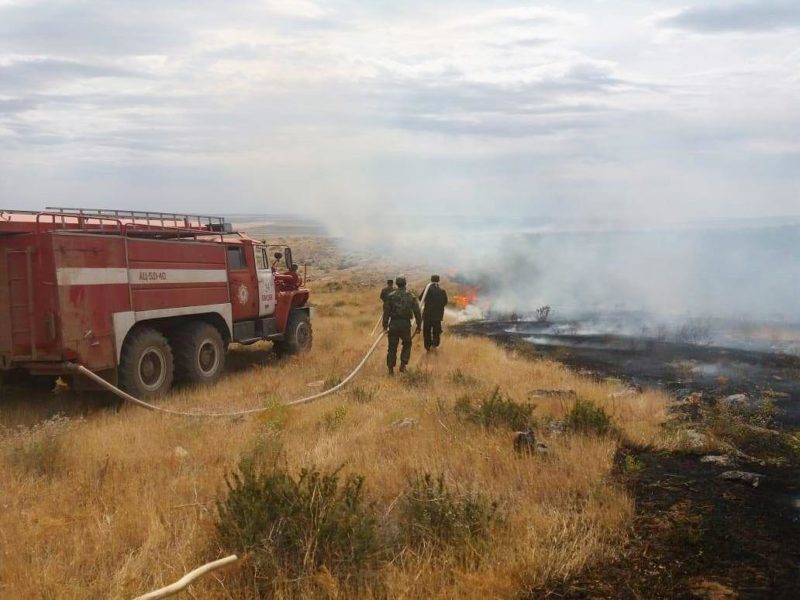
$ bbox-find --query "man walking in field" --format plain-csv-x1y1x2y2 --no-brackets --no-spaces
379,278,394,303
420,274,448,352
383,276,422,374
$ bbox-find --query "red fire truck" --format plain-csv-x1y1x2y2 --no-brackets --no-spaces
0,208,312,397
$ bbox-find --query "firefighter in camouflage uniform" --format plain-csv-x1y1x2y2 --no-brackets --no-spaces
382,276,422,374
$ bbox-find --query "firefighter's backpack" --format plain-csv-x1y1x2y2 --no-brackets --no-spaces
386,289,414,320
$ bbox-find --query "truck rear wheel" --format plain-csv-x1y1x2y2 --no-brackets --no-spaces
118,327,174,399
275,312,313,355
174,321,226,385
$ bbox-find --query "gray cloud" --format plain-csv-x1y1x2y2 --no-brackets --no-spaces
0,57,143,92
0,0,797,224
0,98,39,114
662,1,800,33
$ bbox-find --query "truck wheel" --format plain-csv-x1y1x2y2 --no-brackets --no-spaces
118,327,174,399
174,322,226,385
276,312,313,355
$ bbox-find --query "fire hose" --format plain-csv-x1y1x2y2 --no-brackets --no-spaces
64,281,432,418
65,331,386,418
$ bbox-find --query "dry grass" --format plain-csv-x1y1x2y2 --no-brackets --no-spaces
0,281,673,599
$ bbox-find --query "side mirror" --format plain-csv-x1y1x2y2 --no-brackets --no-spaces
284,247,293,271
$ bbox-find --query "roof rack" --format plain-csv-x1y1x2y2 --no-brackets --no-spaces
45,207,233,233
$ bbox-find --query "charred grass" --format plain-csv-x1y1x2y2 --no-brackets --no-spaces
0,278,673,599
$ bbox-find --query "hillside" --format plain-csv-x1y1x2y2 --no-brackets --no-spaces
0,265,677,599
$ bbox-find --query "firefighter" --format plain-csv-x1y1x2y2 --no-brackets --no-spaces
380,278,394,303
420,274,448,351
383,276,422,374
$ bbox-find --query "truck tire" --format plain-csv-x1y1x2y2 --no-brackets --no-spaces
275,311,313,355
118,327,174,399
173,321,226,385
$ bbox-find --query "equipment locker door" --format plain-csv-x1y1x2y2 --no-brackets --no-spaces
5,248,36,359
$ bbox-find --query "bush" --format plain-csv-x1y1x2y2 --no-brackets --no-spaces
255,400,290,432
238,427,285,475
565,399,613,436
349,385,377,404
3,414,72,477
448,368,479,387
216,463,383,595
621,454,645,477
399,472,499,559
321,405,348,432
324,375,343,390
401,369,431,388
454,386,535,431
708,407,800,464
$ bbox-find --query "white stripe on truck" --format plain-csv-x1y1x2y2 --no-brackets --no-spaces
56,268,228,286
56,267,128,286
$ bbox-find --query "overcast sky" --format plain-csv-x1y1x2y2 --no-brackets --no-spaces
1,0,798,225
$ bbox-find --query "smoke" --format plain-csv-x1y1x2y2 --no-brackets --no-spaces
337,215,800,325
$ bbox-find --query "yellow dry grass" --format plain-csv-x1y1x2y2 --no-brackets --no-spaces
0,283,673,599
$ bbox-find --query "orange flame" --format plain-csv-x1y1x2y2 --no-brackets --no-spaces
453,288,478,310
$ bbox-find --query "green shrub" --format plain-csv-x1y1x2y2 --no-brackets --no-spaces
321,405,348,432
449,368,479,387
454,386,535,431
216,464,383,595
621,454,645,477
709,407,800,464
324,375,343,390
401,369,431,388
749,398,778,429
255,399,290,432
3,414,72,477
399,472,500,559
349,385,377,404
565,399,612,436
238,428,285,475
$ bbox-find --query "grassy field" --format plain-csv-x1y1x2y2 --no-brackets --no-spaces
0,275,675,599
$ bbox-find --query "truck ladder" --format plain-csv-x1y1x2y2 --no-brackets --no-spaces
45,207,232,233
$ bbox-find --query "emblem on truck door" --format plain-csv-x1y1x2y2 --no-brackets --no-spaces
237,283,250,305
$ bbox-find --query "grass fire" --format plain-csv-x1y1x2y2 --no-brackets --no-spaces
2,2,799,598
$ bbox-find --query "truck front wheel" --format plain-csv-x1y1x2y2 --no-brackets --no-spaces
118,327,175,399
174,321,226,385
275,312,313,355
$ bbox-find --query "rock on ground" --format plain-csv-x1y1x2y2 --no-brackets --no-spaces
700,455,736,467
387,417,417,431
718,470,765,488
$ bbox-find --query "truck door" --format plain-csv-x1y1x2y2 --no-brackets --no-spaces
253,245,276,317
226,244,259,321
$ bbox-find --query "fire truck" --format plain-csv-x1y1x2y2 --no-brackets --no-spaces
0,207,312,398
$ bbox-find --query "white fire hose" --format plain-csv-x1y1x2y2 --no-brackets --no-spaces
65,282,435,418
66,330,386,418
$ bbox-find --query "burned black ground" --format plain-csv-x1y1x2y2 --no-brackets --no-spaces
456,319,800,599
457,320,800,425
